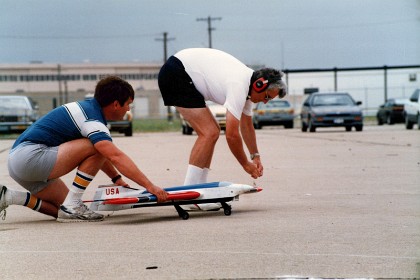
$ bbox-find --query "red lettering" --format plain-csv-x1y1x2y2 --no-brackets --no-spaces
105,188,119,195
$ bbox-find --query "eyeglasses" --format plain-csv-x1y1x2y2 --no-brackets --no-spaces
264,87,287,101
264,91,274,101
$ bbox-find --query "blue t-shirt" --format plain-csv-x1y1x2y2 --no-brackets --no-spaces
12,98,112,148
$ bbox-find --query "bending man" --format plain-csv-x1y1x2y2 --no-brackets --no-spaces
158,48,287,186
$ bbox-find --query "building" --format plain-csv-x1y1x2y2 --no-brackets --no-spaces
0,62,166,118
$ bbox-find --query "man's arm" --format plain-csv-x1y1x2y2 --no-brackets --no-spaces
240,113,258,154
100,159,128,186
240,113,263,175
225,111,262,179
94,140,167,201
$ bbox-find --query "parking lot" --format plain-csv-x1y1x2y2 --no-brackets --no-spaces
0,124,419,279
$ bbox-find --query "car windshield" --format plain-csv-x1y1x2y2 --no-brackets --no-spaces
393,98,409,105
0,97,29,110
259,100,290,109
312,94,354,106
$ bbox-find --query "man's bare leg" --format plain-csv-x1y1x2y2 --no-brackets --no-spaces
177,107,220,185
49,138,106,222
176,107,220,168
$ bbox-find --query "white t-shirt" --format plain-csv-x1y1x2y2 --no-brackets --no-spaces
174,48,254,120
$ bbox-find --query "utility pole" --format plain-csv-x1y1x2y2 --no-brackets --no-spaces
155,32,175,122
57,64,63,106
155,32,175,62
197,16,222,48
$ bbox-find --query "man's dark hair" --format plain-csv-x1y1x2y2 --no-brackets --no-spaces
94,75,135,107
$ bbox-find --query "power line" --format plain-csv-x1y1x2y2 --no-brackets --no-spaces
0,33,160,40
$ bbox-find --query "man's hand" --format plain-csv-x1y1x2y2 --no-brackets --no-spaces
243,161,263,179
147,184,168,202
253,157,264,176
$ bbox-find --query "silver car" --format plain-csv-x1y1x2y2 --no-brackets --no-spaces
252,99,295,129
0,95,39,133
300,92,363,132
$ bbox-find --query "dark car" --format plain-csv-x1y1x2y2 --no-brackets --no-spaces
376,98,408,125
253,99,294,129
108,110,133,136
0,95,39,133
300,92,363,132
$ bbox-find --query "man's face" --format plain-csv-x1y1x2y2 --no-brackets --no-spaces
113,98,133,120
250,88,279,104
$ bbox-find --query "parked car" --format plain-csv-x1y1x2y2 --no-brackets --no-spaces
300,92,363,132
85,93,133,136
108,111,133,136
181,101,226,135
0,95,39,133
403,89,420,130
252,99,294,129
376,98,408,125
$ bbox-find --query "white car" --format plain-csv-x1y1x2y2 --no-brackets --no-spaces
403,89,420,129
0,95,39,133
181,101,226,135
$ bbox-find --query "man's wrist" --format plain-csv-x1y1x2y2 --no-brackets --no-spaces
250,153,260,160
111,174,122,183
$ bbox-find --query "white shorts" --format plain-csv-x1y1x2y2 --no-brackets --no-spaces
8,142,58,194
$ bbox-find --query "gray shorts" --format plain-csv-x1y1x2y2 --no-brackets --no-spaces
8,142,58,194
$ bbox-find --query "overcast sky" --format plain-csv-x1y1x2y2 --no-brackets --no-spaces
1,0,419,69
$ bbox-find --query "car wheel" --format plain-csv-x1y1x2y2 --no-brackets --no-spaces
253,122,262,129
345,126,352,132
284,121,294,129
182,125,190,135
308,120,316,132
185,125,193,135
405,115,413,130
377,116,383,125
355,125,363,131
124,124,133,137
417,114,420,130
387,114,394,125
301,121,308,132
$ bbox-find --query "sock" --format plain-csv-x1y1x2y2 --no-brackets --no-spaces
184,165,204,185
200,168,209,183
6,189,42,212
63,170,94,206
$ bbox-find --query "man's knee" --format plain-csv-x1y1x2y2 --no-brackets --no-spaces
202,126,220,143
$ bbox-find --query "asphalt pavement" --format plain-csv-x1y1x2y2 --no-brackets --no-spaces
0,124,419,279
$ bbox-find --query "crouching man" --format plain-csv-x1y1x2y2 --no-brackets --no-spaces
0,76,167,222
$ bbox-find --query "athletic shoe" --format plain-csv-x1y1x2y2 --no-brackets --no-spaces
0,185,8,220
57,202,104,223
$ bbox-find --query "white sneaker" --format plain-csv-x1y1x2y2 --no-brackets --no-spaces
57,202,104,223
0,185,8,221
